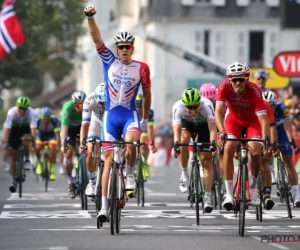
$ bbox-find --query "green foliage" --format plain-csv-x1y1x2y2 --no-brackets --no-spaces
0,0,87,97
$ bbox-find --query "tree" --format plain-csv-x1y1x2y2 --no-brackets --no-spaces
0,0,87,97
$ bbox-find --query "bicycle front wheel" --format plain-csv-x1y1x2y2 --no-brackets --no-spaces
17,160,23,198
193,160,200,226
136,155,144,207
43,157,49,192
239,163,246,237
110,163,117,235
279,159,292,219
80,156,88,210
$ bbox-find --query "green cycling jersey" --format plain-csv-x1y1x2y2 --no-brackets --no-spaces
61,100,82,128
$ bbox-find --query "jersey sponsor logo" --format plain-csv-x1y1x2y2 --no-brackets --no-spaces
113,79,132,87
219,80,230,90
228,100,251,108
249,84,261,98
256,110,266,115
173,108,177,120
112,72,135,82
83,109,88,112
208,105,214,116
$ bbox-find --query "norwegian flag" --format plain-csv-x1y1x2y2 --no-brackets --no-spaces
0,0,26,60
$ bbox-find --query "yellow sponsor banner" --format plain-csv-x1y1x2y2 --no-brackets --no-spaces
249,68,290,89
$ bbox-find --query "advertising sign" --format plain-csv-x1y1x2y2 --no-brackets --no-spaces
273,51,300,77
249,68,290,89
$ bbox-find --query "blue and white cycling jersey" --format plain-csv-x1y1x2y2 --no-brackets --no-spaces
274,102,292,155
97,44,151,151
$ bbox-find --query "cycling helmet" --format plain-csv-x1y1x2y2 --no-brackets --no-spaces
199,83,217,99
181,88,201,106
16,96,31,109
114,31,135,45
254,69,269,80
226,61,250,78
71,90,86,104
40,106,52,118
263,91,277,105
136,93,143,107
94,84,106,103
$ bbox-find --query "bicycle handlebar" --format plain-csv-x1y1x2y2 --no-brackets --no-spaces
174,141,217,153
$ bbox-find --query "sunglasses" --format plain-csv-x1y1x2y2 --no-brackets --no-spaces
231,78,246,83
256,77,266,80
117,44,133,50
185,104,200,110
18,107,27,111
76,103,83,109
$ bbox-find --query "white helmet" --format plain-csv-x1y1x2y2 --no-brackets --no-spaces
114,31,135,44
226,61,250,78
94,84,106,103
71,90,86,104
263,91,276,105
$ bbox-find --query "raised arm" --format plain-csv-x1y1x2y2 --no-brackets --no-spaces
84,6,104,49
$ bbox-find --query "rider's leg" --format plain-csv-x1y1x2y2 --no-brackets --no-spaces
35,143,43,175
140,134,151,178
49,143,58,180
178,130,191,193
22,134,33,170
261,157,275,210
85,141,99,196
63,147,75,198
8,149,18,192
249,141,263,206
201,152,214,213
125,130,140,189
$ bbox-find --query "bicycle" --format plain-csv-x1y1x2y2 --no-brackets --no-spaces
275,142,294,219
212,156,223,210
174,139,216,226
36,141,58,192
255,171,264,222
85,137,105,227
222,135,267,237
95,138,128,235
64,135,89,209
11,137,34,198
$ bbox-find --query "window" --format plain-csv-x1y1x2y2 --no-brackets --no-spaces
249,31,264,67
204,30,210,56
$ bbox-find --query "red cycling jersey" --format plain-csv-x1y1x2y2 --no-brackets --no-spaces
216,79,266,139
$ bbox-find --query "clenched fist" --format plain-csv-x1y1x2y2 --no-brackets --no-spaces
84,5,96,18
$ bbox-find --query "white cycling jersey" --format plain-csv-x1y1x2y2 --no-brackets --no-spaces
172,97,215,125
82,92,105,139
5,107,37,129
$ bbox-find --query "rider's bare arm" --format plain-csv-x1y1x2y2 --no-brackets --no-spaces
173,124,182,143
215,104,225,132
142,87,151,120
60,125,69,145
87,17,104,50
2,128,11,143
80,123,89,145
257,114,270,139
284,120,294,142
208,122,217,143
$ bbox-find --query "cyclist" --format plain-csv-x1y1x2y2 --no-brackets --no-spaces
79,83,106,197
60,90,86,199
84,5,153,221
35,106,61,181
254,69,280,99
172,87,217,213
135,93,156,179
215,61,271,211
259,99,279,210
200,83,226,191
263,90,300,207
2,97,37,192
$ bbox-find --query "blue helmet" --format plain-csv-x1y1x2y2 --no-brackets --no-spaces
94,84,106,103
254,70,269,80
40,106,52,118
